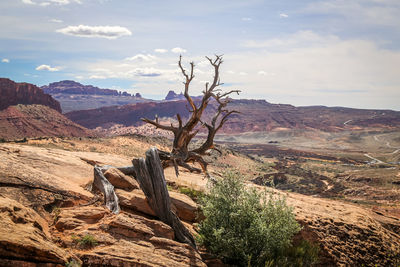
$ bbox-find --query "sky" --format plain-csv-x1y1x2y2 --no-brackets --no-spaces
1,0,400,110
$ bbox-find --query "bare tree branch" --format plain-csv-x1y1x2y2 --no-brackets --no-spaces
142,55,240,176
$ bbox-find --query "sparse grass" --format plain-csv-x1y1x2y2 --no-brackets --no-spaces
71,234,98,249
65,259,81,267
52,207,61,223
264,240,320,267
167,183,205,202
178,186,205,202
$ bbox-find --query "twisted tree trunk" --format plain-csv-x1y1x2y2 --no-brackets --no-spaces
133,148,196,248
92,148,196,248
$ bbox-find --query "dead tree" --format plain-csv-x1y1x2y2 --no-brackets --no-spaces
91,55,239,249
142,55,240,177
92,148,196,248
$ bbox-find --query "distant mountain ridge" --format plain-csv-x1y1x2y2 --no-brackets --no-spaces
41,80,141,97
165,90,185,100
41,80,146,113
164,90,202,101
65,98,400,133
0,78,61,112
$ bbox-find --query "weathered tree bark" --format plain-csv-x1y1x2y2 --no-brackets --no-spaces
132,148,197,248
93,165,120,214
92,148,196,248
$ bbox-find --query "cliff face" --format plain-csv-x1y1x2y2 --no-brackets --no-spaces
0,78,61,112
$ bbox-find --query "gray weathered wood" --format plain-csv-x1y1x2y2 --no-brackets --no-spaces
93,165,120,214
92,148,196,248
133,148,197,248
98,165,136,176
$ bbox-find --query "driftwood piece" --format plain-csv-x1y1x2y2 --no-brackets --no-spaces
91,148,196,248
132,148,197,248
98,165,136,175
93,165,120,214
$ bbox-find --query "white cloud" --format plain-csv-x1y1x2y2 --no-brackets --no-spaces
21,0,81,5
125,54,156,61
129,67,162,77
22,0,35,4
241,17,252,21
171,47,187,53
1,58,10,63
89,75,106,79
154,48,168,53
243,30,340,50
56,25,132,39
225,31,400,109
50,18,63,23
239,72,248,76
35,64,59,71
197,60,209,67
304,0,400,27
279,13,289,18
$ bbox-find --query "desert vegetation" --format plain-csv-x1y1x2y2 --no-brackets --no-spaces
197,172,319,266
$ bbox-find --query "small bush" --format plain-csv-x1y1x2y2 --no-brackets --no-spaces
72,234,98,248
197,172,302,267
178,186,204,202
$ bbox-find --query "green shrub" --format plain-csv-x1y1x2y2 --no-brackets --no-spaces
178,186,205,202
72,234,98,248
197,172,302,267
65,258,81,267
274,240,320,267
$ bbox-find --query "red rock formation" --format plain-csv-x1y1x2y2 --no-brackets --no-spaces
66,99,400,133
0,104,94,140
0,78,61,112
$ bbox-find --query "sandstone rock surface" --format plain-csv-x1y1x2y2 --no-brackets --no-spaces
0,196,71,265
104,167,140,190
51,206,205,267
116,188,199,222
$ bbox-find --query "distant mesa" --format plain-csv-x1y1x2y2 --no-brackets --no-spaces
41,80,141,97
165,90,185,101
0,78,61,112
0,78,93,139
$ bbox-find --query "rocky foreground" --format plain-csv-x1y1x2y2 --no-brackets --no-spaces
0,142,399,266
